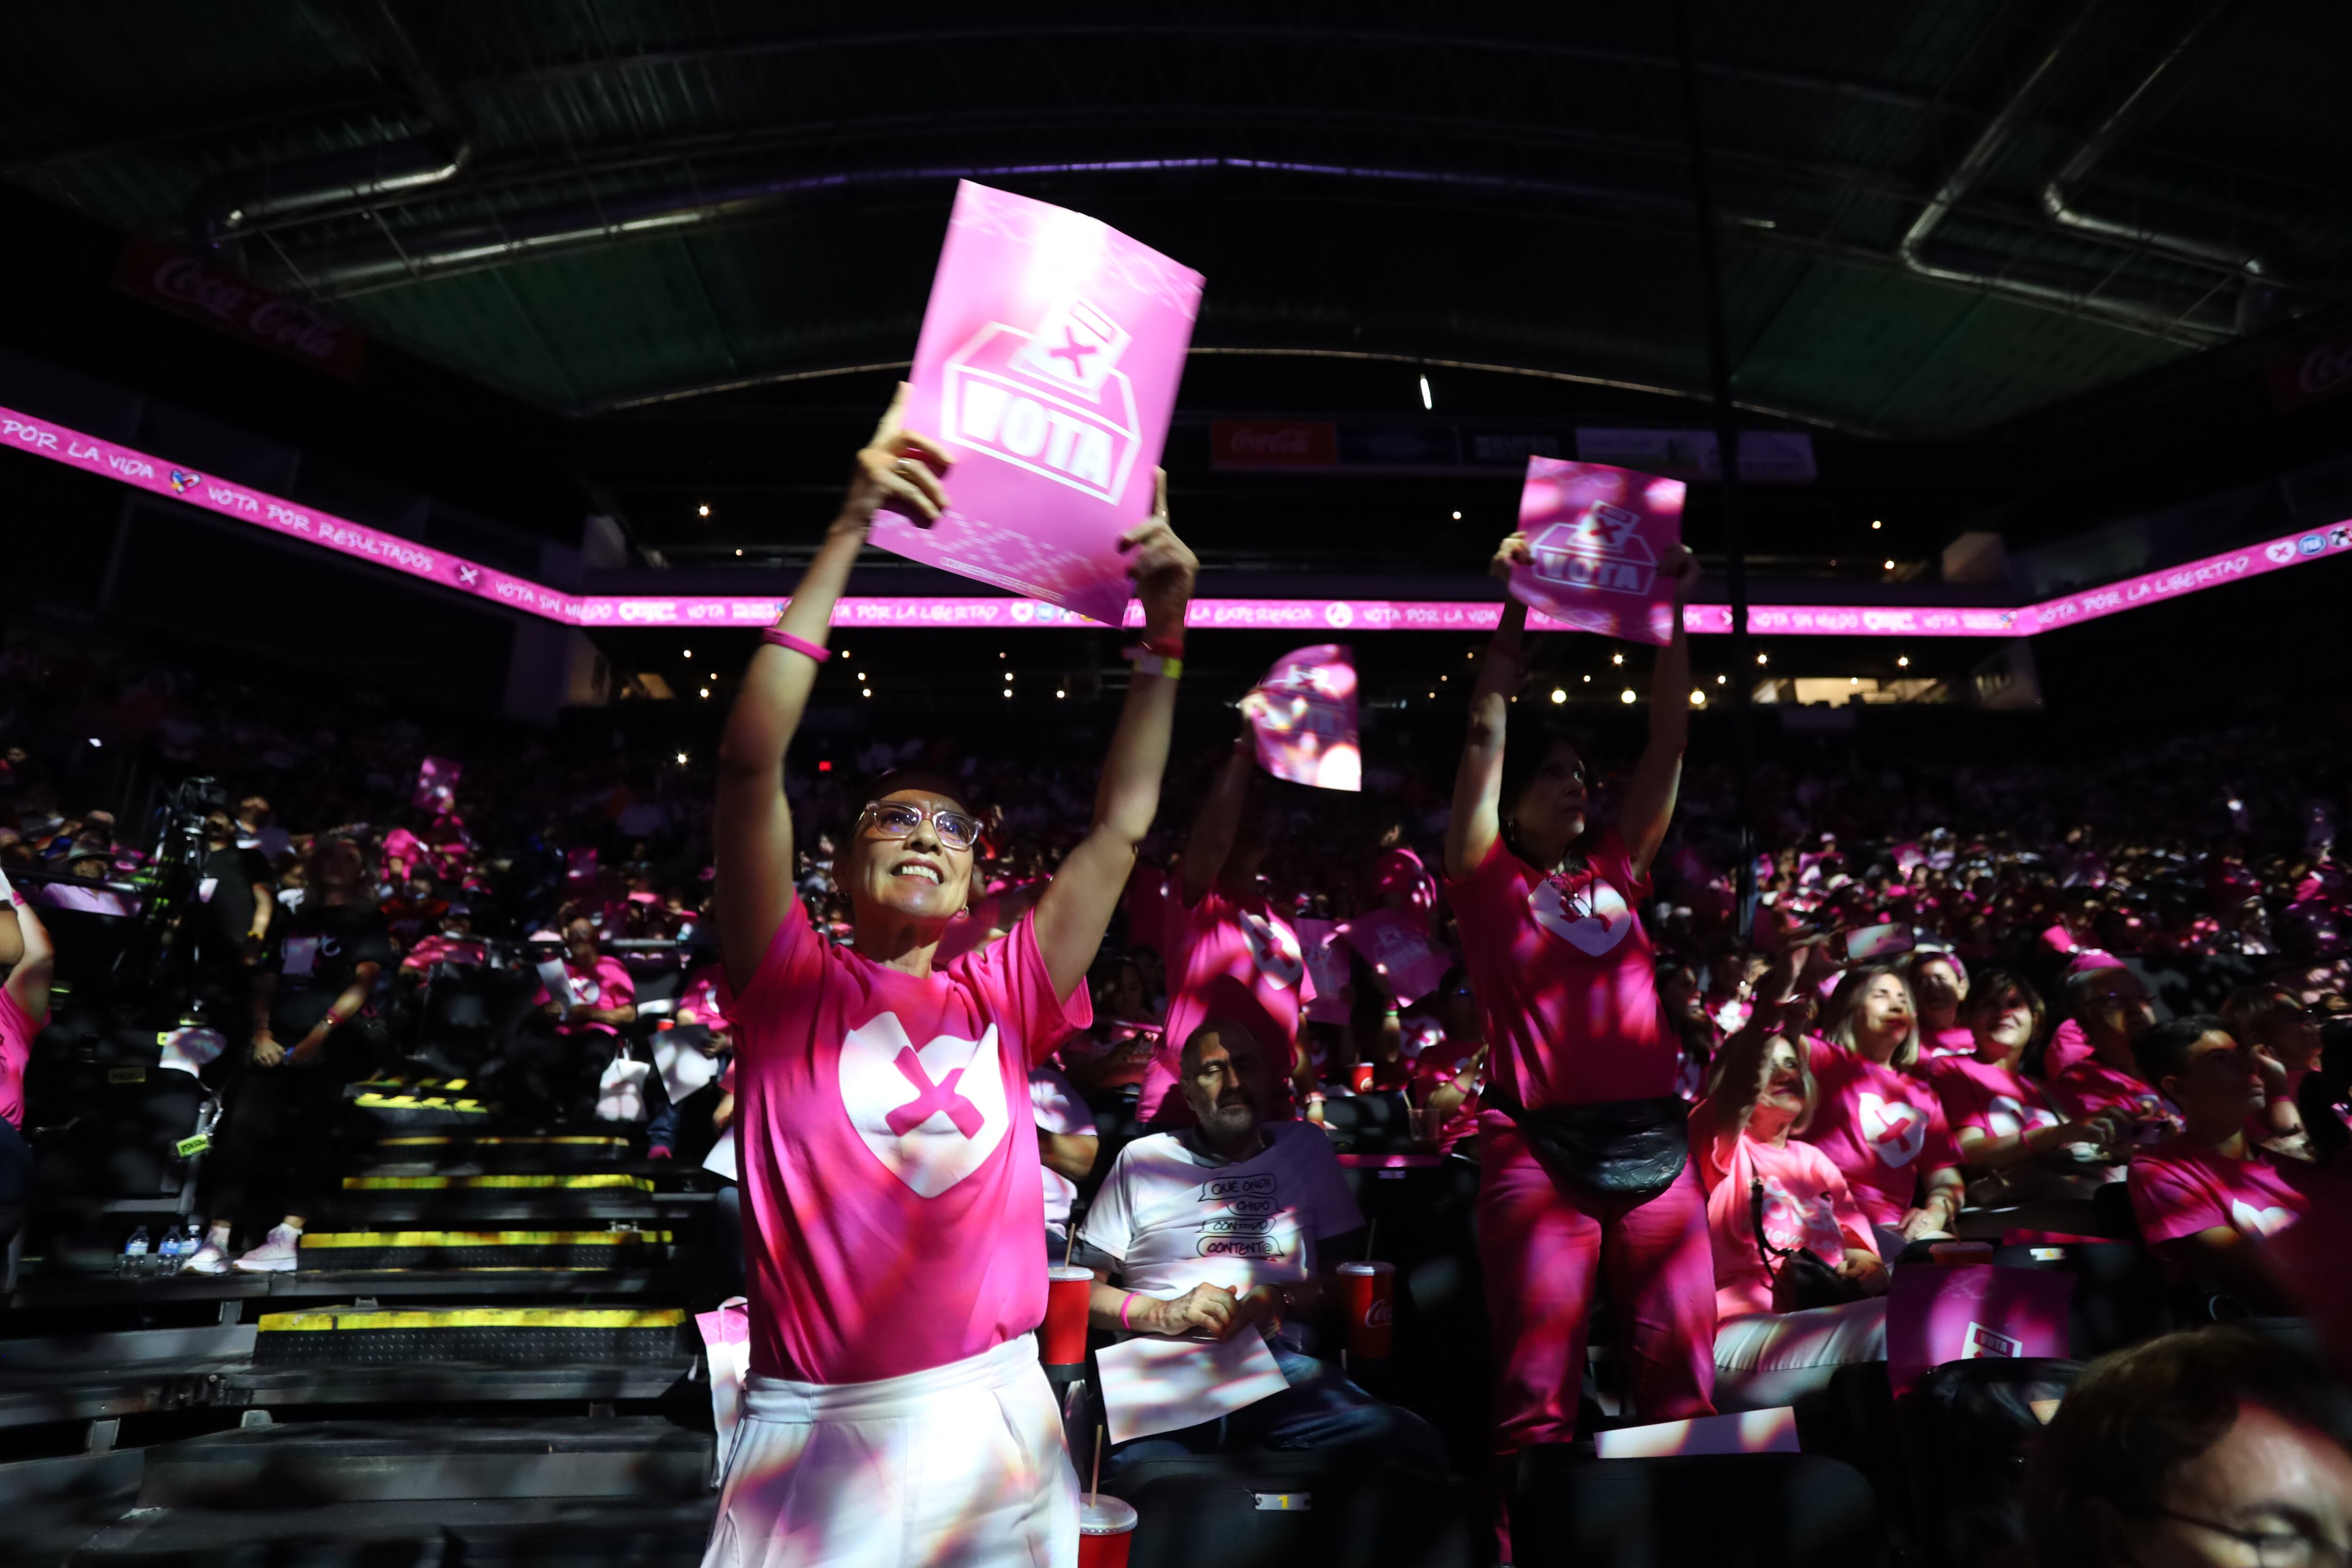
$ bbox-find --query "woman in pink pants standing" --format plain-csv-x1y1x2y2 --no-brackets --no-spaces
1444,533,1715,1495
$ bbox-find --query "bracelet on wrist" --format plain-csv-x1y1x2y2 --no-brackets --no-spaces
761,627,831,663
1118,1291,1141,1330
1123,646,1182,681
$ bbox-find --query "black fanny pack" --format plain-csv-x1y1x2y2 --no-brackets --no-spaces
1502,1094,1690,1201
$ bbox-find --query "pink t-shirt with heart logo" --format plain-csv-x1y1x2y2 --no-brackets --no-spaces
1694,1118,1879,1319
723,900,1090,1383
1801,1039,1962,1228
2129,1134,2331,1247
0,983,34,1129
1926,1055,2066,1143
1136,885,1311,1125
1446,829,1673,1109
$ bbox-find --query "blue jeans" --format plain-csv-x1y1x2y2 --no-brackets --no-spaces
1107,1344,1446,1484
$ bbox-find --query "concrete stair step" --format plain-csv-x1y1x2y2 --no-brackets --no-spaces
136,1417,711,1506
72,1495,712,1567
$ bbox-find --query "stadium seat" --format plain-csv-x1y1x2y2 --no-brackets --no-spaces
1906,1356,2082,1568
1509,1448,1887,1568
1111,1454,1478,1568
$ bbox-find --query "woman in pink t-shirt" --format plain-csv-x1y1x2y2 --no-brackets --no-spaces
0,882,53,1243
1135,733,1317,1128
1926,969,2128,1208
2127,1014,2338,1313
1902,949,1976,1058
1693,1030,1886,1395
1443,532,1714,1470
1796,965,1967,1250
704,389,1199,1568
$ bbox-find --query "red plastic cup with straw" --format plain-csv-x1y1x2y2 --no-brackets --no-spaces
1337,1259,1395,1361
1081,1423,1138,1566
1044,1265,1093,1366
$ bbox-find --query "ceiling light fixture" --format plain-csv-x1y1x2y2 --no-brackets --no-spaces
1418,374,1432,410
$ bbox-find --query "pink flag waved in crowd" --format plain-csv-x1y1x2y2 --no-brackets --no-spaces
871,181,1204,629
1508,457,1687,646
1240,643,1360,792
413,756,461,812
1293,916,1353,1026
1337,908,1451,1007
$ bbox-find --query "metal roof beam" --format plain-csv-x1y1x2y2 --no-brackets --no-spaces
462,25,1957,117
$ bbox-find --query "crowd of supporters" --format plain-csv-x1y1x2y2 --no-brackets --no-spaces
6,612,2352,1560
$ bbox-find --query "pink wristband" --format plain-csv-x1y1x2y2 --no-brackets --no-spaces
1118,1292,1140,1330
760,627,831,663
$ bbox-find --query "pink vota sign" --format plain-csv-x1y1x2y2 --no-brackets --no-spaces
1240,643,1360,790
1508,457,1687,646
868,181,1204,628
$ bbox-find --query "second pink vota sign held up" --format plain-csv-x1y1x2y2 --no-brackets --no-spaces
1509,456,1688,647
870,181,1205,629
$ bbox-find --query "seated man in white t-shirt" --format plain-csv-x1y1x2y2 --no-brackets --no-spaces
1079,1007,1446,1481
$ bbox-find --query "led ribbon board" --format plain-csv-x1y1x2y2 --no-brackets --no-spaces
7,404,2348,637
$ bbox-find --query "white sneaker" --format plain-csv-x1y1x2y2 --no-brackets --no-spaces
182,1242,230,1275
233,1225,303,1273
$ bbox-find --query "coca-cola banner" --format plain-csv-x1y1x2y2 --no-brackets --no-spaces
113,239,366,381
2266,335,2352,411
1210,420,1338,469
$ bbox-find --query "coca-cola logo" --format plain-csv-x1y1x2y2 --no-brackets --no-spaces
115,239,367,381
248,297,348,363
149,259,347,363
1364,1297,1393,1328
1211,421,1336,469
150,256,257,324
2296,344,2352,400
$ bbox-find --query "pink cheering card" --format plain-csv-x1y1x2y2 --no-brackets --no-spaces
871,182,1204,628
1293,917,1352,1025
1509,457,1686,645
413,756,460,812
1240,644,1360,791
1337,909,1451,1007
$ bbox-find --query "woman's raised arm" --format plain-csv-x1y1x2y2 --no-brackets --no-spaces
1445,534,1530,882
714,387,952,992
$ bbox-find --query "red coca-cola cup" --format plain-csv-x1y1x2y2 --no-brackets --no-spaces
1044,1265,1093,1366
1349,1062,1375,1094
1337,1259,1395,1361
1078,1493,1139,1568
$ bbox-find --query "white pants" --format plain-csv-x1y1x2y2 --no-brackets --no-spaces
1711,1298,1889,1412
701,1333,1078,1568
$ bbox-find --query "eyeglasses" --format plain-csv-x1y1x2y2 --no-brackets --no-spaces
2155,1509,2352,1568
857,801,982,852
